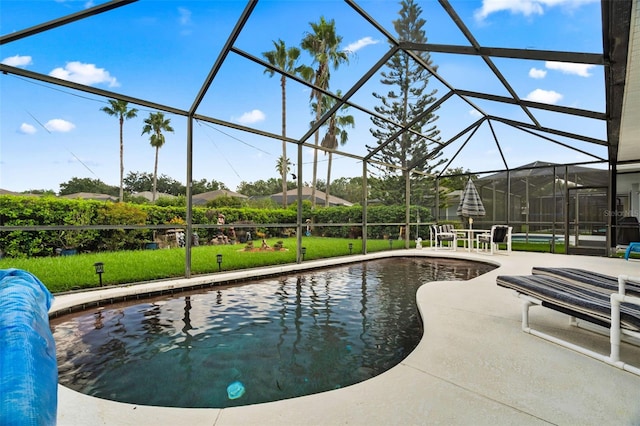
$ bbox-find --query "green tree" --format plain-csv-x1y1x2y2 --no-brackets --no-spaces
141,112,174,202
329,177,363,204
100,99,138,202
123,171,182,195
123,171,153,193
124,173,228,197
367,0,443,205
439,168,479,191
313,178,327,192
262,39,309,207
237,178,293,197
312,90,354,206
191,178,228,194
58,177,118,196
301,16,349,207
155,174,184,196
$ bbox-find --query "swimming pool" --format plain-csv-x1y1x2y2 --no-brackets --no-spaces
51,257,496,408
511,234,565,244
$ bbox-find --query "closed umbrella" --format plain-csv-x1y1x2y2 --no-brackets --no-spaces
457,179,485,229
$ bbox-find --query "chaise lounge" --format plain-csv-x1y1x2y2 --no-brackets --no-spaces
496,268,640,375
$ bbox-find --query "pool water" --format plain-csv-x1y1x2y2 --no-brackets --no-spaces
51,258,495,408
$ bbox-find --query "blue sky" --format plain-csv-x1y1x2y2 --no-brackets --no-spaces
1,0,606,194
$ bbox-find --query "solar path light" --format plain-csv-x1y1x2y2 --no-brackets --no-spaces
93,262,104,286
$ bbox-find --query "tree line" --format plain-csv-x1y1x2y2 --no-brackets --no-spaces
28,166,472,208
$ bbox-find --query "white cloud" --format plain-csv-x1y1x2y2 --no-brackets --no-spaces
545,61,594,77
19,123,37,134
469,109,483,118
475,0,542,20
475,0,597,21
45,119,76,132
49,61,119,87
236,109,265,124
55,0,95,8
344,37,379,53
529,68,547,79
2,55,32,67
178,7,192,25
177,7,193,35
525,88,563,104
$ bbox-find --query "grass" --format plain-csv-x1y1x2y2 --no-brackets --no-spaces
0,237,407,293
0,236,569,294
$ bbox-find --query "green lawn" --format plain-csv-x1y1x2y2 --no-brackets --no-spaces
0,236,567,294
0,237,407,293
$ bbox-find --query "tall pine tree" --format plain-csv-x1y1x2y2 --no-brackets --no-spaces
367,0,444,205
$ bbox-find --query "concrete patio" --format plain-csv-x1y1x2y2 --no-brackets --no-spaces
53,249,640,425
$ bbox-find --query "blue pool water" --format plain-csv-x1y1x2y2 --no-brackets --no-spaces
51,257,495,408
511,234,564,243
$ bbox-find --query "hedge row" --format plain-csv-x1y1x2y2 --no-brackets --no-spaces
0,196,432,257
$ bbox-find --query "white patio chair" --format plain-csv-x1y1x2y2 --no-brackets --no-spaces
476,225,512,255
430,224,457,250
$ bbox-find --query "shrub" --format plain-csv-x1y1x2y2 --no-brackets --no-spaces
95,203,148,251
0,195,430,257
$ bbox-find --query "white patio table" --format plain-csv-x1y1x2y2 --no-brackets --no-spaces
455,228,490,252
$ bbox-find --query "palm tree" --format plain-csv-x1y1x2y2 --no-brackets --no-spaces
100,99,138,202
141,112,174,201
262,39,311,208
312,91,354,206
301,16,349,207
275,155,292,199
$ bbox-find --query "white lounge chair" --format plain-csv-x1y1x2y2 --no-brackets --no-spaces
497,269,640,376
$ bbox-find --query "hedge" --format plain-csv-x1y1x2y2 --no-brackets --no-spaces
0,195,431,257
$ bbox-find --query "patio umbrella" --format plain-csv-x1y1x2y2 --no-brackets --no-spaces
457,179,485,228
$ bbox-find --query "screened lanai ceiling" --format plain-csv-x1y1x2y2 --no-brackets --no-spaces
0,0,637,192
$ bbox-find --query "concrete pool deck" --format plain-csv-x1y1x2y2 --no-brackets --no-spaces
53,250,640,425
